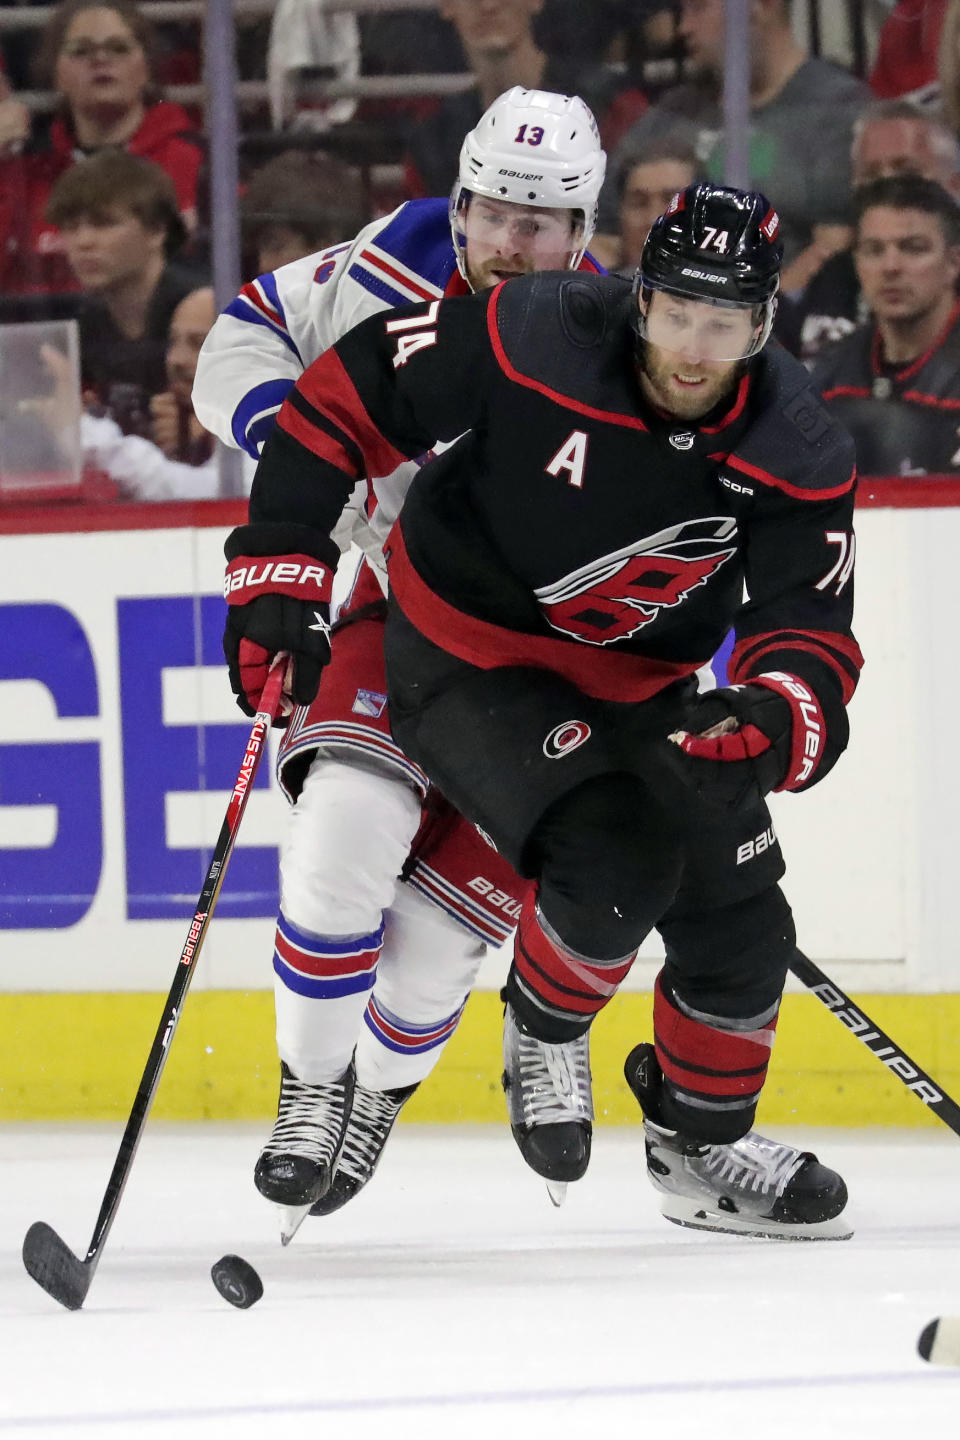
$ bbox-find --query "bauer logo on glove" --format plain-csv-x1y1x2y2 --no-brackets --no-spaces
666,673,825,811
224,558,332,603
223,521,339,723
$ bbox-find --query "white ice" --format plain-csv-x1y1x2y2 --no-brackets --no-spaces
3,1124,960,1439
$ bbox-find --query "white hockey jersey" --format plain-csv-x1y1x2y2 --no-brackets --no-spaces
193,198,475,586
194,197,602,586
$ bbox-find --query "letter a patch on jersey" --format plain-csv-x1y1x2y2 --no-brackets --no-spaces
534,517,737,645
546,430,589,488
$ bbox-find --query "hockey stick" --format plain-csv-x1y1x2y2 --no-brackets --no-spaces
789,950,960,1137
22,658,288,1310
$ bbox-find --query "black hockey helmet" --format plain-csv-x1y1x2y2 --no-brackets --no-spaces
634,182,783,360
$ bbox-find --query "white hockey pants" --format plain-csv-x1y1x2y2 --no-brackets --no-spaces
274,758,485,1088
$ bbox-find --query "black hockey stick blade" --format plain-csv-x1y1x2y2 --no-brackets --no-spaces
22,1222,92,1311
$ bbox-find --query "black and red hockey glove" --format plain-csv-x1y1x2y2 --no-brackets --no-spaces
223,522,336,723
665,671,825,811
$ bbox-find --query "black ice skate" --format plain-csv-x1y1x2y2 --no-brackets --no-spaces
254,1059,356,1210
502,1002,593,1205
310,1079,418,1217
625,1043,852,1240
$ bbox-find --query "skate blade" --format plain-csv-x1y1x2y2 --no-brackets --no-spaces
277,1203,312,1246
658,1195,854,1241
545,1180,567,1208
919,1316,960,1366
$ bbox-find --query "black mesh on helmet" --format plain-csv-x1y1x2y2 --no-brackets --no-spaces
638,183,783,306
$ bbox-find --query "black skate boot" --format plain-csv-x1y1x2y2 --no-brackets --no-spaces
502,1002,592,1203
310,1079,418,1217
254,1059,356,1207
625,1043,852,1240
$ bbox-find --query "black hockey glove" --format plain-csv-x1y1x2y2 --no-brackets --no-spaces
223,522,336,723
665,672,825,811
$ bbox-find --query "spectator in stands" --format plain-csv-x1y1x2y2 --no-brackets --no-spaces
404,0,635,201
148,287,216,467
34,286,254,499
359,0,639,155
798,100,960,362
536,0,628,65
0,66,29,156
815,175,960,476
359,6,465,83
939,0,960,134
240,150,365,276
47,150,201,435
593,0,869,283
0,0,204,294
613,135,697,274
38,0,204,218
871,0,946,110
0,62,31,293
592,4,683,152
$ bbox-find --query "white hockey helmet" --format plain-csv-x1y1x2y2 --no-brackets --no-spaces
450,86,607,280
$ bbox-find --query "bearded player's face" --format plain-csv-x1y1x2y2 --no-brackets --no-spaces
640,342,741,419
636,291,756,418
462,194,578,290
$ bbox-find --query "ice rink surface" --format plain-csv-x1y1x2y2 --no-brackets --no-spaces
3,1123,960,1439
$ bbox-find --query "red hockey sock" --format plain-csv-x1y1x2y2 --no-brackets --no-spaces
511,889,637,1035
653,972,779,1125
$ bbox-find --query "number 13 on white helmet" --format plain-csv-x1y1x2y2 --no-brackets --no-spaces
450,86,607,283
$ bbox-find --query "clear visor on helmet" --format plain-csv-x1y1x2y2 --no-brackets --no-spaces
637,282,774,363
450,185,585,284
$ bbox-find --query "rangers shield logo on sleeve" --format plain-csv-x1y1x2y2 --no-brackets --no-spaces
534,516,738,645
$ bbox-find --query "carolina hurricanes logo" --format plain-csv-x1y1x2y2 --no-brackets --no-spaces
543,720,592,759
535,517,738,646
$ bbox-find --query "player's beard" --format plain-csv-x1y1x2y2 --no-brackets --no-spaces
638,340,744,421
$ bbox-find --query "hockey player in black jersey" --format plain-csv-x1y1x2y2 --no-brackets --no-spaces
223,183,863,1238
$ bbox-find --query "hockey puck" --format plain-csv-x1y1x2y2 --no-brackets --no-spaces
918,1315,960,1366
918,1319,939,1361
211,1254,263,1309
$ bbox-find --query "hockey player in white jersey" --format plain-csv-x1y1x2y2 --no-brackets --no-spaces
194,89,607,1222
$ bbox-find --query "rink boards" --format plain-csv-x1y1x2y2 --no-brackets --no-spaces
2,484,960,1122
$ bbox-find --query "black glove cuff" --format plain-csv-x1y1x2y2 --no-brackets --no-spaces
224,521,338,569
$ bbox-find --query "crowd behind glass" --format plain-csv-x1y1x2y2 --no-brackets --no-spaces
1,0,958,500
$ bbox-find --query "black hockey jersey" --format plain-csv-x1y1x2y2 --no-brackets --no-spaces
249,271,863,787
815,301,960,475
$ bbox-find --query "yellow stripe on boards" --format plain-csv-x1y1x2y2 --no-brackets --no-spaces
3,990,960,1126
